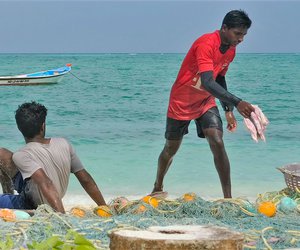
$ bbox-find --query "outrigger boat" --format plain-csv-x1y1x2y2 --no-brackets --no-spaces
0,64,72,86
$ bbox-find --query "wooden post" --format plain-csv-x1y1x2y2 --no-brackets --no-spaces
110,225,244,250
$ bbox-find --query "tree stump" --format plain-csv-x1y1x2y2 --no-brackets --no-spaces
109,225,244,250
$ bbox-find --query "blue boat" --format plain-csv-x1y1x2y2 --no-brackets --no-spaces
0,64,72,86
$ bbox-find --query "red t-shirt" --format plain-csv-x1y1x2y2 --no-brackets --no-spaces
167,30,236,120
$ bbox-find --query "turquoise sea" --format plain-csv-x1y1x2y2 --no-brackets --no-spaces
0,53,299,205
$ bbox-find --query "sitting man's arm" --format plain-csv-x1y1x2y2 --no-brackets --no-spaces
74,169,106,206
31,169,65,213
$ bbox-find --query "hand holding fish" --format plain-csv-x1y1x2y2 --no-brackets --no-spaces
243,105,269,142
236,101,255,118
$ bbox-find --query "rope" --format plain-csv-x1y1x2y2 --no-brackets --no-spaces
69,71,94,84
261,227,274,250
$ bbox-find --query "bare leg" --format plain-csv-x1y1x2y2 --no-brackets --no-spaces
203,128,232,198
0,148,18,194
152,139,182,193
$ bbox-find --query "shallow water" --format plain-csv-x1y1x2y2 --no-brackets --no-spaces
0,53,299,204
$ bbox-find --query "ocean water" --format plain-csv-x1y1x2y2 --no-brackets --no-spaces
0,53,299,205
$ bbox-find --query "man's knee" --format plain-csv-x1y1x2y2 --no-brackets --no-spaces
210,138,225,149
206,132,225,149
0,148,17,178
0,148,13,162
163,140,182,157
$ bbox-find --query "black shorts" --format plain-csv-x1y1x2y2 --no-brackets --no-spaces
165,107,223,140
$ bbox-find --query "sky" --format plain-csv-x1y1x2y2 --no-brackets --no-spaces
0,0,299,53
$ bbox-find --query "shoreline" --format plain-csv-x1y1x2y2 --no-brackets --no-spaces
62,192,258,211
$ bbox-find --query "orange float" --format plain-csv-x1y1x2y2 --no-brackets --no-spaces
94,205,112,218
136,205,147,214
183,192,197,202
257,201,276,217
0,209,16,222
70,207,86,218
142,196,159,208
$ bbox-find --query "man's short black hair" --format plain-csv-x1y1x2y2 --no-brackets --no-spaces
222,10,252,29
15,101,47,139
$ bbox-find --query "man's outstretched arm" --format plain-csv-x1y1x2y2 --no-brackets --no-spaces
215,75,234,112
74,169,106,206
201,71,254,118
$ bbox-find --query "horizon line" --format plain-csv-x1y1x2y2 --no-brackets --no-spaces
0,52,299,54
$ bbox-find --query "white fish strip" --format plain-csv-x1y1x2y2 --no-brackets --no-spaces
244,118,258,142
244,105,269,142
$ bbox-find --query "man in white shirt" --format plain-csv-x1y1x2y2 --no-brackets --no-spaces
0,101,106,213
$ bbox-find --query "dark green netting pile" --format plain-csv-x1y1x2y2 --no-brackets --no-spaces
0,188,299,250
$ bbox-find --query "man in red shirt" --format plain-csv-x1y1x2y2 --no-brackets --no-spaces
151,10,254,198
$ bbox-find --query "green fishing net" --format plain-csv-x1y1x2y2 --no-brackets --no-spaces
0,188,299,250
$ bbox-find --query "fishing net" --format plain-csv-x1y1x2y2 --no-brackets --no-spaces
0,188,300,250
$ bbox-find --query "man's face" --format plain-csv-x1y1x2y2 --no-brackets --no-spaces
221,25,248,47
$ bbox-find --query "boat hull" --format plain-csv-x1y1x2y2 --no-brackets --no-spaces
0,65,71,86
0,75,66,86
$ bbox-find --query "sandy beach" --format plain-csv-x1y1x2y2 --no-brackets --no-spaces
62,192,259,212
